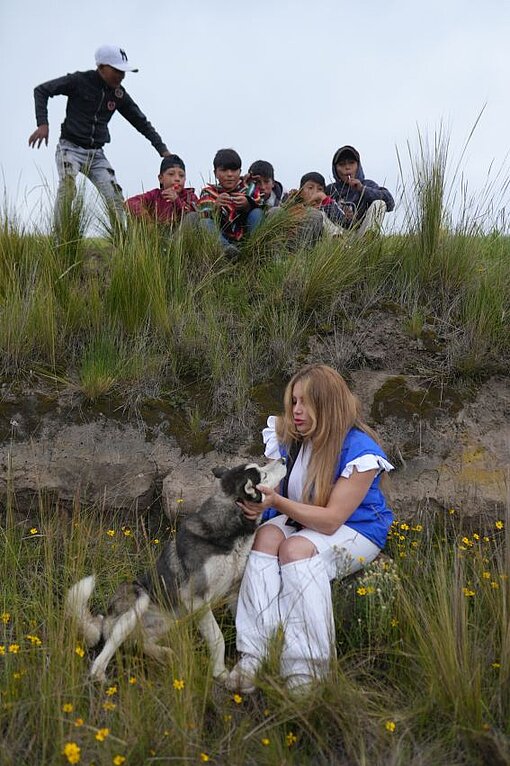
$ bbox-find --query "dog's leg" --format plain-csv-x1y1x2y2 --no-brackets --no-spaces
90,592,150,681
142,642,175,663
196,607,227,681
66,576,104,647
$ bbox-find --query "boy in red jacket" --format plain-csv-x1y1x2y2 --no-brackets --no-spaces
126,155,198,225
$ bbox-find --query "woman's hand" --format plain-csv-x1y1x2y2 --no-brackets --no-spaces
237,484,280,520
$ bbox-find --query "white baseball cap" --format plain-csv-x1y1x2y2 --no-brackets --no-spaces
94,45,139,72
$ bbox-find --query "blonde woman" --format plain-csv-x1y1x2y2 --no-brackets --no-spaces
228,364,394,693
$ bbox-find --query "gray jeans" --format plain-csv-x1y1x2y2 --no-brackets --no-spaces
55,138,125,225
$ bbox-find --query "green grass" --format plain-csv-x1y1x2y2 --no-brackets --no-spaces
0,501,508,765
1,139,509,426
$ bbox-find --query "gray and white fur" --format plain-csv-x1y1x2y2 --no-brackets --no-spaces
66,459,286,682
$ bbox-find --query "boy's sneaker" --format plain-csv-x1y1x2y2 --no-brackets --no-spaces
225,654,258,694
223,243,240,261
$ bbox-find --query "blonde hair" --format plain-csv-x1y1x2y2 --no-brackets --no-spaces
276,364,382,507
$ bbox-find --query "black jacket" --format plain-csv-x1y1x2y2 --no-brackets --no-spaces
34,69,168,153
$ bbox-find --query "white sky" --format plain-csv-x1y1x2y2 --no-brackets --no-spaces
2,0,510,230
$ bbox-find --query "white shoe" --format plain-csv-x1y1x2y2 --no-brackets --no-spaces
225,655,258,694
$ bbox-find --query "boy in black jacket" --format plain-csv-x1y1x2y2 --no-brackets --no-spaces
28,44,171,226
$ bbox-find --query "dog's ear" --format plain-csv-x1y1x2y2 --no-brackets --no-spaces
212,466,228,479
244,479,262,502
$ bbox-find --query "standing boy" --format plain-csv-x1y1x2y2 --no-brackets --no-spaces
325,146,394,235
198,149,264,258
126,154,198,225
28,45,171,226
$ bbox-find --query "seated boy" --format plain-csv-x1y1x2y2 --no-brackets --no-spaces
125,154,198,224
298,172,345,234
246,160,284,209
198,148,264,258
325,146,394,235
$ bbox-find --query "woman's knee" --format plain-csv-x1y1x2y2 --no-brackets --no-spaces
252,524,285,555
278,536,317,565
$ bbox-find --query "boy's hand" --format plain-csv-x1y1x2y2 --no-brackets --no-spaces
29,125,49,149
216,192,233,206
310,190,326,205
162,188,179,202
346,176,363,192
230,192,249,210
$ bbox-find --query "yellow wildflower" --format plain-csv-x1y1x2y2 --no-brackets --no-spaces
107,529,115,537
74,718,84,727
491,582,500,589
390,618,399,628
286,731,298,746
1,612,10,624
448,508,455,515
200,754,210,762
75,645,85,658
0,646,5,655
492,662,501,669
95,727,110,742
153,539,160,545
105,685,117,696
113,756,126,765
482,571,491,579
462,588,475,597
62,703,74,713
103,701,117,711
495,520,504,530
233,693,242,704
8,644,20,654
357,587,367,596
62,742,81,764
26,634,42,646
385,720,396,732
123,528,132,537
128,676,137,685
176,498,184,504
173,678,185,690
261,738,270,746
30,528,38,535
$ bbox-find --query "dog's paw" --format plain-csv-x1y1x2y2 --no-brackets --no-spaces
212,668,229,683
89,661,107,682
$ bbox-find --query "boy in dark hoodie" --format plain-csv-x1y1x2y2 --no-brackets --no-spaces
126,154,198,225
326,146,394,235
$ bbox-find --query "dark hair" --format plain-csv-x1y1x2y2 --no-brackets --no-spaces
300,171,326,190
213,148,242,171
248,160,274,180
160,154,185,174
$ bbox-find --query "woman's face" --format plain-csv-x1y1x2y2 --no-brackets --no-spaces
291,380,313,434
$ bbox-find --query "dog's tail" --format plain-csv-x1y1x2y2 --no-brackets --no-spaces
66,575,104,648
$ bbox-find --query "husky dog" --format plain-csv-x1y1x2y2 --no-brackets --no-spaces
66,459,286,682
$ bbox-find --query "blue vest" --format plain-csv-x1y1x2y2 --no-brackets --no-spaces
262,428,392,549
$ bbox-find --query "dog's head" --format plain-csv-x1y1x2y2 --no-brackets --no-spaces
212,459,287,504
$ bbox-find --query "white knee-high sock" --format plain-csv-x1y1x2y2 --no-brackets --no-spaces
279,555,335,679
235,550,282,663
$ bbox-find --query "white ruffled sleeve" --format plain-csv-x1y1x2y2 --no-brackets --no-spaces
341,454,394,478
262,415,281,459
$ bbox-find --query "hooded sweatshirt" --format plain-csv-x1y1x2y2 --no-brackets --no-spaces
325,145,394,228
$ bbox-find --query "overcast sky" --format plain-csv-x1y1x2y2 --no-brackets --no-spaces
2,1,510,230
